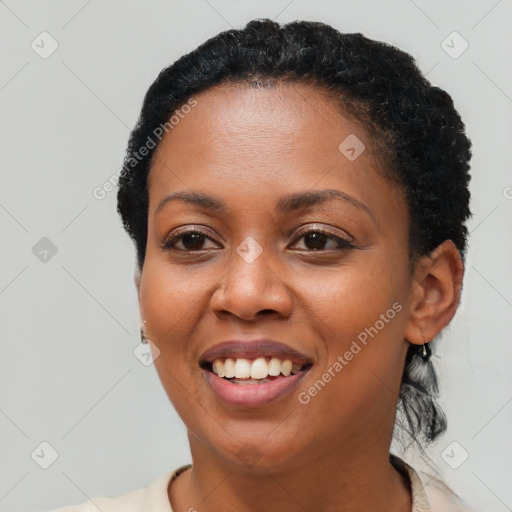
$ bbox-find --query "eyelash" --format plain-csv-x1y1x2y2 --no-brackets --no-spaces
162,226,355,252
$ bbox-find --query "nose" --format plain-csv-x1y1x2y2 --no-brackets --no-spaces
210,244,293,321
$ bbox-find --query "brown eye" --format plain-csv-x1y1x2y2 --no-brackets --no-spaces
162,228,220,251
290,229,354,251
303,232,329,250
179,233,207,250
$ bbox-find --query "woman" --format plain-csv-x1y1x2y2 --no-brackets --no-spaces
53,18,474,512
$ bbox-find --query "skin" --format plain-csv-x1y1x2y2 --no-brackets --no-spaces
135,82,463,512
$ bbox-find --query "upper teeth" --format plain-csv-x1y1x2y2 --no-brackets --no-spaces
212,357,304,379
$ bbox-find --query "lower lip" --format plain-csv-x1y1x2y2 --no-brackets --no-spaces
202,368,310,408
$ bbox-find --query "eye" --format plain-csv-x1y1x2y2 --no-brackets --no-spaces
162,227,220,252
289,227,354,251
162,225,354,252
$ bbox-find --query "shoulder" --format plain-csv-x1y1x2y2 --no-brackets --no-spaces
48,467,187,512
421,476,476,512
391,454,475,512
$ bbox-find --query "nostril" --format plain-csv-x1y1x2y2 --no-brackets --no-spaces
259,309,276,315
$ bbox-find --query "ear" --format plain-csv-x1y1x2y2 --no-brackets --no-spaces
404,240,464,345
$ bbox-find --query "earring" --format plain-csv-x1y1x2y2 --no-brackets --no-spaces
419,341,431,362
140,328,148,344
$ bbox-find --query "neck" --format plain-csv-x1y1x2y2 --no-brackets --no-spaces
169,440,412,512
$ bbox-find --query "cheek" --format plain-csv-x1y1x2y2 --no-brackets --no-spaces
138,258,214,397
140,257,213,338
297,256,406,343
294,257,409,407
139,259,212,424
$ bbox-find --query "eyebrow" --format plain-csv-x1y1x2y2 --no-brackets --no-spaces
155,189,374,222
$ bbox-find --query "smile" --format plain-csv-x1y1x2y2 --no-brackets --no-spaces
200,357,312,408
212,357,307,380
198,339,313,407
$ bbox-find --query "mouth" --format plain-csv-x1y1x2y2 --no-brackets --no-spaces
200,357,312,384
198,340,313,407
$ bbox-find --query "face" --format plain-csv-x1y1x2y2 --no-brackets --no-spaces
138,82,416,472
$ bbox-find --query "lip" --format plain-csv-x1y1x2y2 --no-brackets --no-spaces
198,339,312,366
202,366,311,408
198,339,313,408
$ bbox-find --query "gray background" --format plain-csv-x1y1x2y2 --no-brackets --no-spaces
0,0,511,510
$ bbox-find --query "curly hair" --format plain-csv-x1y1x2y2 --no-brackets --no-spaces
117,19,472,448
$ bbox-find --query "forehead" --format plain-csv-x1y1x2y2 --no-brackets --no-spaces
151,82,376,165
147,82,405,220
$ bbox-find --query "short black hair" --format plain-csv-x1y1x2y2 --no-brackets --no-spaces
117,19,472,448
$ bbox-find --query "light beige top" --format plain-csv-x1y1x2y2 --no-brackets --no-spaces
50,457,474,512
